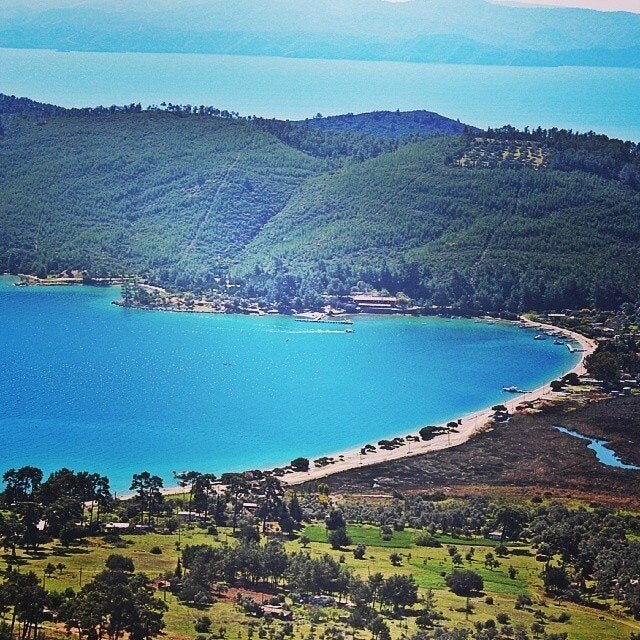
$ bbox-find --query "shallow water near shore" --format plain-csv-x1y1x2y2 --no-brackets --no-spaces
0,277,579,491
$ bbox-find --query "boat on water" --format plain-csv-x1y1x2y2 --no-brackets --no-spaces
533,334,546,340
294,314,353,325
503,386,520,393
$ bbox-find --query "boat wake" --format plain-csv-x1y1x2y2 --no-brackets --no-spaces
266,329,352,335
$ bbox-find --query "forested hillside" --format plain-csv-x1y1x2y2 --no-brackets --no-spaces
234,137,640,311
1,99,640,311
0,108,324,288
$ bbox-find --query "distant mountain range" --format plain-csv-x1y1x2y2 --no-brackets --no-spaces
2,0,640,68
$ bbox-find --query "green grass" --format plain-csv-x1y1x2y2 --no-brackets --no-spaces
2,522,639,640
303,524,413,548
430,533,525,548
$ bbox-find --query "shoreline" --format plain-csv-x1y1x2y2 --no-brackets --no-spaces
115,315,592,499
279,318,596,486
3,275,597,493
136,318,596,496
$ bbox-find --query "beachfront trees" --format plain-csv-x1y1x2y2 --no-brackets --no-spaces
1,466,43,505
290,457,309,472
585,350,620,382
130,472,164,525
192,473,217,521
418,426,437,440
174,471,201,519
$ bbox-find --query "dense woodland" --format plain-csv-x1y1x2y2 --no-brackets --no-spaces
1,95,640,312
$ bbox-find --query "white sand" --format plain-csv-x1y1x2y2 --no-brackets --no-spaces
281,319,596,486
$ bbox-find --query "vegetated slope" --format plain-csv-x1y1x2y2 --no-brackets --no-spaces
235,136,640,311
0,110,325,288
251,110,476,164
295,110,474,139
2,100,640,311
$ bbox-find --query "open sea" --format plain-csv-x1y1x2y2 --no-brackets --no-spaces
0,278,579,491
2,47,640,141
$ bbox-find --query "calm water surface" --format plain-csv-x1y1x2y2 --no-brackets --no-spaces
2,48,640,141
0,277,579,490
555,426,640,471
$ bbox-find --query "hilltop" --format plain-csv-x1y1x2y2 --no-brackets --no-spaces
1,96,640,311
296,110,473,139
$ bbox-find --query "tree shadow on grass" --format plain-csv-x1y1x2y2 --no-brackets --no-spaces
1,553,29,566
50,543,91,557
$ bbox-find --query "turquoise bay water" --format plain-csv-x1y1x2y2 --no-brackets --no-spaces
2,48,640,141
0,278,579,491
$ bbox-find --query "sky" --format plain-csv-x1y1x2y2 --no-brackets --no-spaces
5,0,640,11
498,0,640,10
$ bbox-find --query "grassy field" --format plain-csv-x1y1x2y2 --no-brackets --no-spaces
302,524,413,548
2,524,639,640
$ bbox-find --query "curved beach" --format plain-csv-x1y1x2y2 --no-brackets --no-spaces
281,320,596,486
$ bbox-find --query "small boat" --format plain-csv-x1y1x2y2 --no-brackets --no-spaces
503,386,519,393
345,329,354,334
294,314,353,325
533,334,546,340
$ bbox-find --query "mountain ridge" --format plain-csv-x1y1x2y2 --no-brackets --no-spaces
2,0,640,68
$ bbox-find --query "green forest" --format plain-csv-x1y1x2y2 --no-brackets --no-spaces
1,95,639,312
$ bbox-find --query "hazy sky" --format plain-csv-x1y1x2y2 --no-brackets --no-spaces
5,0,640,11
501,0,640,11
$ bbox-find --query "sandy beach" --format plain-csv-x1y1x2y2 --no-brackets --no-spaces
281,318,597,486
118,317,596,498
